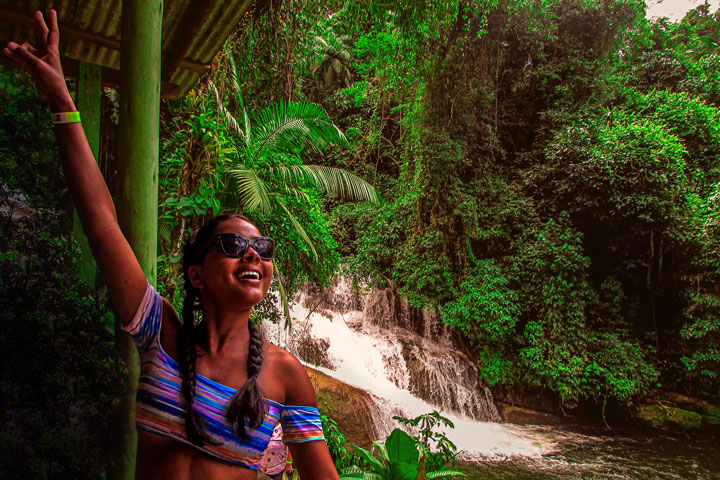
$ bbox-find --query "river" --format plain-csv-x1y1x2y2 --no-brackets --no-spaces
460,426,720,479
262,280,720,479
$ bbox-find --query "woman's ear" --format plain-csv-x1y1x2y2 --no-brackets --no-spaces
188,265,205,290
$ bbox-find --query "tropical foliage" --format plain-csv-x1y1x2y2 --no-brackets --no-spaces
2,0,720,476
0,203,124,479
340,429,464,480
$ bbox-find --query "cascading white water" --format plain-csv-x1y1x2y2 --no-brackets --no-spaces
262,278,555,459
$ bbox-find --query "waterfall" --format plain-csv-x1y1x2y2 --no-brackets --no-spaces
262,277,554,459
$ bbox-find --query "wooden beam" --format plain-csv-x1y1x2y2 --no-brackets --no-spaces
59,57,180,100
0,7,210,75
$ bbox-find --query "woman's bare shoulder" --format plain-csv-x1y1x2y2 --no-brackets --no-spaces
262,342,318,407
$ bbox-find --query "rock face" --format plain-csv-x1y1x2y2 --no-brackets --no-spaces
497,403,563,426
295,278,501,423
634,405,702,430
702,403,720,426
634,391,720,430
305,367,376,447
396,333,501,421
362,288,450,342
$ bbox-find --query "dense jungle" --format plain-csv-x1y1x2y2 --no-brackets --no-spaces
1,0,720,478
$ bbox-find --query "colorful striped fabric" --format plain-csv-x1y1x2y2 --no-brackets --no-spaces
123,283,325,468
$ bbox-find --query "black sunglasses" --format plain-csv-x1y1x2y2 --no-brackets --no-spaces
203,233,276,261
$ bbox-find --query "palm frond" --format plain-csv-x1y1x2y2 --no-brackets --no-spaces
275,164,380,203
227,55,252,144
209,81,246,144
227,54,246,115
243,106,251,147
248,101,348,165
340,466,384,480
426,470,465,479
340,465,365,476
282,186,312,204
273,262,293,330
229,165,272,214
224,109,245,142
274,200,319,262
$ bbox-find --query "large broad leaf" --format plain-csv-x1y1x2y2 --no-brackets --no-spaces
386,429,419,466
389,462,418,480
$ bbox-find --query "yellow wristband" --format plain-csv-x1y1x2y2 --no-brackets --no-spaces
51,111,81,124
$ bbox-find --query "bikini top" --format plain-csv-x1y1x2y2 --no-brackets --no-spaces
123,283,325,469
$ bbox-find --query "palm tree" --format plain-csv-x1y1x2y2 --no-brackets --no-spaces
211,64,379,326
309,22,353,89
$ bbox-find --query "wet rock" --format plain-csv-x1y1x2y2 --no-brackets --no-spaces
306,367,376,447
398,334,501,421
497,402,563,426
362,287,449,341
647,391,720,428
635,404,702,430
292,330,333,369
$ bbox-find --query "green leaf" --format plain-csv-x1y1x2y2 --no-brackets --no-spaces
390,462,418,480
229,165,272,214
275,200,319,262
275,164,380,204
386,429,419,465
274,262,293,330
350,446,387,476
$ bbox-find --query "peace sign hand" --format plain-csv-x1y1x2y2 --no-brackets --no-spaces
3,10,74,112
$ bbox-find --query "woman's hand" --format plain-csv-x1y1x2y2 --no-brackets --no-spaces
2,10,74,112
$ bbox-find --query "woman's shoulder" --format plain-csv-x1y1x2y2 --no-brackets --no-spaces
262,342,318,407
262,342,308,381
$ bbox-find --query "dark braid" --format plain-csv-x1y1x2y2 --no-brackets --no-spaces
227,321,266,440
179,214,267,445
179,282,216,445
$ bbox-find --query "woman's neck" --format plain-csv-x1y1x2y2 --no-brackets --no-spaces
197,299,252,355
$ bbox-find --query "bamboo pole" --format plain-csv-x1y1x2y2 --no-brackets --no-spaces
74,62,101,287
114,0,162,478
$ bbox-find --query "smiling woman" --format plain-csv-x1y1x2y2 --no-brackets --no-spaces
127,214,335,479
2,10,339,480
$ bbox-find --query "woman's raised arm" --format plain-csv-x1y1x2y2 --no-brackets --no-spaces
3,10,148,323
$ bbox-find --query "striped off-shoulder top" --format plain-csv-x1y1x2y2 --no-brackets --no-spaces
122,283,325,468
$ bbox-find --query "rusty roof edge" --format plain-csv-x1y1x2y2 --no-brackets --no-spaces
0,6,210,75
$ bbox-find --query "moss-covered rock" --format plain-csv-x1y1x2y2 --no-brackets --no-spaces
646,391,720,428
635,405,702,430
702,403,720,426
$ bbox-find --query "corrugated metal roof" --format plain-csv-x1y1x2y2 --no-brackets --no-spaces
0,0,262,98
